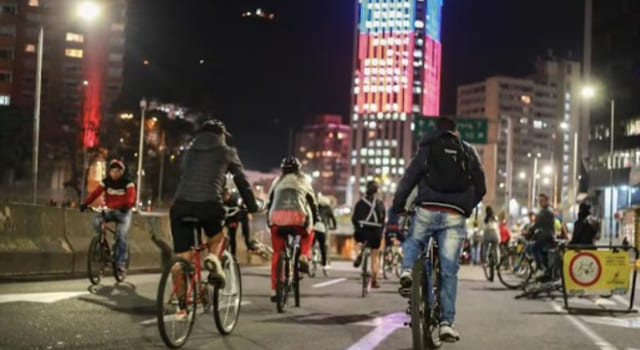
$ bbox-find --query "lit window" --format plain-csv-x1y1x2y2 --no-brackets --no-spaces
66,32,84,43
520,118,528,124
520,95,531,104
0,94,10,105
65,48,83,58
28,0,38,6
533,120,543,129
25,44,35,53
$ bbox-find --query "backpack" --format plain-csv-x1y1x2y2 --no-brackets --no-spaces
425,131,472,193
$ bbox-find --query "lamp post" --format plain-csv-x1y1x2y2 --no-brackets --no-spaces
135,98,148,210
31,1,101,204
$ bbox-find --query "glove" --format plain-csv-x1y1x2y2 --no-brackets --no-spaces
79,204,88,212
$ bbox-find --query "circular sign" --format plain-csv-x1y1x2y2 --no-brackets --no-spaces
568,252,602,287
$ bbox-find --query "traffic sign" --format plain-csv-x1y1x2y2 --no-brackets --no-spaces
414,116,489,144
563,250,633,296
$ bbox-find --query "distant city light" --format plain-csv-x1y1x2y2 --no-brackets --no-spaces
120,113,133,120
199,59,204,64
76,1,101,21
519,172,526,180
560,122,569,130
82,80,89,86
241,8,275,19
143,60,149,65
543,165,553,174
581,85,596,99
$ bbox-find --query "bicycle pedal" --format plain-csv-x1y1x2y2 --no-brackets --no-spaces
404,322,411,327
399,288,411,298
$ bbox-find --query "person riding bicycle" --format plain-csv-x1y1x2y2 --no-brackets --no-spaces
527,193,556,280
384,209,406,250
391,116,486,342
313,194,337,273
482,206,501,265
352,180,386,289
267,156,319,302
170,120,259,287
80,159,136,276
223,188,256,257
498,211,511,252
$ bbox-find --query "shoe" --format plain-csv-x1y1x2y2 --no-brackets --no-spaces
399,269,412,289
299,255,310,274
439,322,460,342
269,290,277,303
371,279,381,289
323,265,330,277
353,253,363,268
204,253,226,288
115,266,127,279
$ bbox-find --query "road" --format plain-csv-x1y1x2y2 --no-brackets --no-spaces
0,262,638,350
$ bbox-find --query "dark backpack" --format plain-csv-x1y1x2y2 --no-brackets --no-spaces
425,131,472,193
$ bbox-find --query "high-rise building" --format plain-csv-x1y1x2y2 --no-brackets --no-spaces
349,0,443,203
295,114,350,204
457,57,582,216
0,0,126,148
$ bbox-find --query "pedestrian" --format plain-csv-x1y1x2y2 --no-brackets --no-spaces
482,206,500,264
471,221,482,265
569,202,600,247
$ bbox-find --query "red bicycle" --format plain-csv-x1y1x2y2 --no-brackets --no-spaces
156,211,243,348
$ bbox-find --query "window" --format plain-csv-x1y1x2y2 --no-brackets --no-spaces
0,71,12,83
65,32,84,43
0,95,9,105
0,48,13,60
0,25,15,37
111,23,125,32
28,0,39,6
25,44,35,53
0,4,16,14
108,68,122,77
533,120,543,129
109,53,123,62
65,49,83,58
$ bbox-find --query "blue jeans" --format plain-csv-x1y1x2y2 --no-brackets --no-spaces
93,209,132,268
402,208,466,324
526,238,552,271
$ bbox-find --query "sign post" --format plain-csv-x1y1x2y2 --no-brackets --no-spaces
414,116,489,144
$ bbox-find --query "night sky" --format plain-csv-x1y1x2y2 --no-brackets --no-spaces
120,0,584,171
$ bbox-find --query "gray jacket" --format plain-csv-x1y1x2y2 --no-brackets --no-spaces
174,132,257,211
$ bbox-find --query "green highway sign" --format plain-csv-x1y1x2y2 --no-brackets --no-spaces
413,116,489,144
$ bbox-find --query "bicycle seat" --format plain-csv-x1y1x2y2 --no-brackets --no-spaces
180,216,200,224
276,226,299,237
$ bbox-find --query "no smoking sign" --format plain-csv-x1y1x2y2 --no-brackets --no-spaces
568,252,602,287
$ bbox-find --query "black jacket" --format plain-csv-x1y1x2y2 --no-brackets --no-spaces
174,132,258,212
391,130,486,217
352,195,386,233
532,205,555,242
570,213,599,246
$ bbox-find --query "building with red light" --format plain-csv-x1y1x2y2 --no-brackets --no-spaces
350,0,443,203
295,114,351,204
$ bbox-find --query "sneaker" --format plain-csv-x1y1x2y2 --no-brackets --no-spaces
371,279,381,289
204,253,226,288
399,269,412,289
322,265,330,277
439,322,460,342
115,266,127,279
269,290,277,303
353,253,363,268
299,255,310,274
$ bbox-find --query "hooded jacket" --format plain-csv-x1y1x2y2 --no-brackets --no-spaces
267,172,319,228
392,130,486,217
174,132,257,211
84,173,136,210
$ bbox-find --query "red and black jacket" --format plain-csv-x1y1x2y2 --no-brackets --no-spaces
84,176,136,210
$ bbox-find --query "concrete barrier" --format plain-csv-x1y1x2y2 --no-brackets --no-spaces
0,204,73,277
63,209,97,274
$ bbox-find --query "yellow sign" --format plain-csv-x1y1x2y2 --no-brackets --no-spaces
563,250,632,296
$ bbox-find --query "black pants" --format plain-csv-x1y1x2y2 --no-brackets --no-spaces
314,230,328,266
227,212,251,257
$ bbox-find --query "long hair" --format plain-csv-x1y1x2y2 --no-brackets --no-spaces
484,206,495,224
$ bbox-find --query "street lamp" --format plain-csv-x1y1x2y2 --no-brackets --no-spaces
32,1,101,204
543,165,553,175
519,171,526,180
136,98,148,210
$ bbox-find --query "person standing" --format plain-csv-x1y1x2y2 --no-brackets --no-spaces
569,202,600,247
482,206,500,264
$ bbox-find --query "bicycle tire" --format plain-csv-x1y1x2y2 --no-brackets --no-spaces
157,257,197,349
361,250,370,298
294,249,301,307
112,246,130,283
497,254,532,289
394,253,403,279
482,244,492,281
425,248,443,349
213,255,242,335
382,249,389,280
276,253,289,313
88,236,108,285
488,251,495,282
309,248,318,278
410,257,426,350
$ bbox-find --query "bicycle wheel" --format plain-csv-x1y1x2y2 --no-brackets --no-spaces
425,250,443,348
275,253,289,313
213,254,242,335
157,257,197,348
88,236,109,285
112,246,130,283
294,249,301,307
361,251,370,298
410,257,426,350
382,249,389,280
488,251,496,282
482,244,492,281
394,253,403,278
497,253,532,289
309,247,318,278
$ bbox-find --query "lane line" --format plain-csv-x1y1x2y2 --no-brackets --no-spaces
141,300,252,326
613,295,639,310
312,278,347,289
345,312,407,350
0,291,89,304
550,302,618,350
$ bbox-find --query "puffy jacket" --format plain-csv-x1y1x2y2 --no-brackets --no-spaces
392,130,486,217
352,195,386,233
267,173,319,228
174,132,257,212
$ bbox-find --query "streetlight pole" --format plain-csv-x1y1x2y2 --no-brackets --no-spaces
608,99,615,246
136,98,147,210
531,156,539,210
31,26,43,204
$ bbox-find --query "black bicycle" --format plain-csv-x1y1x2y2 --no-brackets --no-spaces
496,237,534,289
274,227,302,313
87,208,130,285
382,236,403,280
481,242,497,282
360,244,373,297
515,241,566,300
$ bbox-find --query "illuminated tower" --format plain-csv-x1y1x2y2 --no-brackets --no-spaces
349,0,443,202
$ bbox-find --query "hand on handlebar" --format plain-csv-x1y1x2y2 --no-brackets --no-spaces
79,204,88,212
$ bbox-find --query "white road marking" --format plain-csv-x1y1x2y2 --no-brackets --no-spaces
550,302,618,350
345,312,408,350
582,316,640,329
312,278,347,288
0,291,89,304
140,301,251,326
613,295,640,310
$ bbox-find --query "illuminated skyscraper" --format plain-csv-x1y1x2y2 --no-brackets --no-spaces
349,0,443,202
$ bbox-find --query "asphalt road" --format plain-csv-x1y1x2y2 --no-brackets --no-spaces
0,262,638,350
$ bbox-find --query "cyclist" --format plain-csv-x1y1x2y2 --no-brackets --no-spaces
222,188,255,257
80,159,136,276
384,209,406,250
392,116,486,342
313,194,337,273
482,206,500,265
528,193,556,279
498,211,511,253
267,156,319,302
352,180,386,289
170,120,259,287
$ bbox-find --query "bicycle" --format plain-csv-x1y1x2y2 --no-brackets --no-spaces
274,227,303,313
87,208,130,285
382,236,403,280
481,242,497,282
309,240,323,278
515,240,566,300
360,244,373,298
156,212,243,348
496,237,534,289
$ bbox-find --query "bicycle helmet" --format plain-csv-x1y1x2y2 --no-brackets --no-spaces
198,119,231,136
280,156,301,172
108,159,125,171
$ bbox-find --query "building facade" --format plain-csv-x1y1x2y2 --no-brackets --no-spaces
349,0,443,203
457,58,582,216
295,114,350,204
